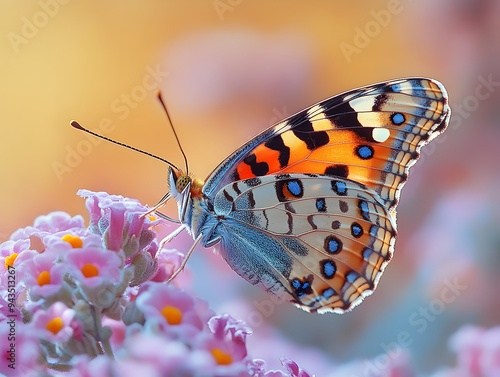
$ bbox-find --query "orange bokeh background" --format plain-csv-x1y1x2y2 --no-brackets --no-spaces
1,1,455,238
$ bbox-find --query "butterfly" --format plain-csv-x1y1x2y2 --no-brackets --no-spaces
72,77,450,314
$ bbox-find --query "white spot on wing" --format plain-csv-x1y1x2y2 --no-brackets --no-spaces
372,128,390,143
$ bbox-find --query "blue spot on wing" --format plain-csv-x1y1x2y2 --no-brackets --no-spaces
321,260,336,279
287,180,302,196
351,222,363,238
346,271,358,284
356,145,374,160
290,277,313,298
322,288,335,299
329,239,339,252
363,248,373,259
391,112,405,125
316,198,327,212
324,235,342,254
276,179,304,202
331,180,347,196
359,200,370,221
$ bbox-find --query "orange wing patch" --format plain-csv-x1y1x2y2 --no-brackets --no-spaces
233,78,449,211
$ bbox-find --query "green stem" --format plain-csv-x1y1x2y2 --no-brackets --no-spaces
90,304,114,358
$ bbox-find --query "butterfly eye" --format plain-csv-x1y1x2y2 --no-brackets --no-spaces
176,175,192,192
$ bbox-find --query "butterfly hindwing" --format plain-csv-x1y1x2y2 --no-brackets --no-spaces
213,174,396,313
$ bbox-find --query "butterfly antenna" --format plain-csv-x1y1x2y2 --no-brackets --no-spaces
156,91,189,174
70,120,180,171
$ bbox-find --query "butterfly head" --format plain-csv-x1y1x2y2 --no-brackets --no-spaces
168,168,204,197
167,167,207,235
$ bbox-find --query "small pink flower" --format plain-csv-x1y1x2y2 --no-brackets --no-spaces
42,229,102,251
181,314,266,377
31,302,77,343
151,247,185,283
63,246,124,309
192,333,254,376
0,239,30,290
209,314,251,359
78,190,159,253
64,246,123,288
132,282,213,337
10,211,85,241
0,238,30,258
78,190,160,284
210,313,252,338
17,248,69,301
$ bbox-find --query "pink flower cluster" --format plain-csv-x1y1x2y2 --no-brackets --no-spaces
432,325,500,377
0,190,312,377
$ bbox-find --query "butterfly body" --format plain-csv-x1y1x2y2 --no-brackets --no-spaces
167,78,450,314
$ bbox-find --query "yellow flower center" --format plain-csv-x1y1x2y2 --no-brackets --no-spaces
4,253,18,268
37,270,51,286
61,234,83,248
161,305,183,325
81,263,99,277
46,317,64,335
211,348,233,365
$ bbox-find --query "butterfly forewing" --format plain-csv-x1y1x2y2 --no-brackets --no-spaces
204,78,450,213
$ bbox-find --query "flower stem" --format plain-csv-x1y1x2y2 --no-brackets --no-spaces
90,304,114,358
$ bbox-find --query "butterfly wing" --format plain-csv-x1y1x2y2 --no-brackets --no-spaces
203,78,450,215
200,77,450,313
212,174,396,313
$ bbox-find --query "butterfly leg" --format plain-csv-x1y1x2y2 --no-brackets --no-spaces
154,210,181,223
140,192,176,219
166,233,203,283
158,224,187,250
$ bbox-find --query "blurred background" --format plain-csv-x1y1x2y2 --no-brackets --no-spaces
1,0,499,375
